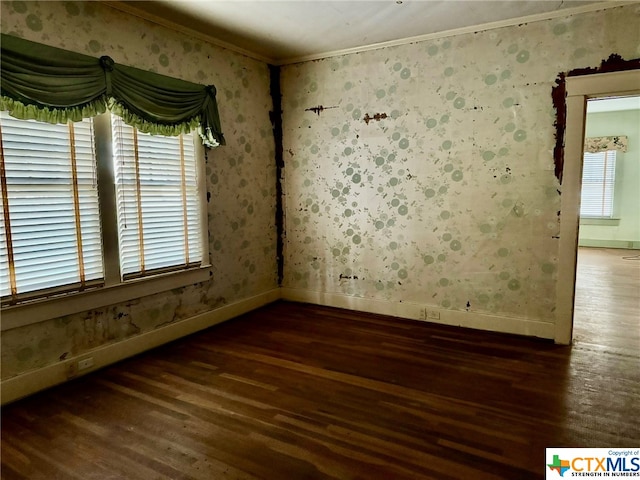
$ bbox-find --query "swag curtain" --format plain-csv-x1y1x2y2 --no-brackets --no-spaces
0,33,224,147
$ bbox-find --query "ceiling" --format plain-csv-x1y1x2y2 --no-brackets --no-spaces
112,0,623,64
587,96,640,113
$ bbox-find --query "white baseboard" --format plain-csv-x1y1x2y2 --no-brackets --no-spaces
2,286,557,404
281,287,555,340
578,239,640,249
1,288,281,405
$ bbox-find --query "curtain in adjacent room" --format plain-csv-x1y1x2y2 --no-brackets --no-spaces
584,136,628,154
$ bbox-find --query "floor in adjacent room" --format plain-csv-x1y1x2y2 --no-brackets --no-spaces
1,247,638,479
573,247,640,355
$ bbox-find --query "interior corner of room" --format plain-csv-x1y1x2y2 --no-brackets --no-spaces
0,0,638,409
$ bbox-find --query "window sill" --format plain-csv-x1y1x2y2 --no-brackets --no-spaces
0,265,212,331
579,217,620,226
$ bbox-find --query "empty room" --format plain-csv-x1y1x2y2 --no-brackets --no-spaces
1,1,639,478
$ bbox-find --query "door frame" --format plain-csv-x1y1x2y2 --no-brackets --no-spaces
555,69,640,344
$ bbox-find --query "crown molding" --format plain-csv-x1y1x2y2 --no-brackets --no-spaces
103,1,635,67
102,1,277,65
278,1,636,65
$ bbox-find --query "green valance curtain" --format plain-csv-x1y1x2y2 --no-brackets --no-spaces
0,33,224,147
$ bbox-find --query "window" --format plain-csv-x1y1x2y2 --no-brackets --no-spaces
111,116,202,279
0,114,102,300
1,111,208,309
580,150,617,218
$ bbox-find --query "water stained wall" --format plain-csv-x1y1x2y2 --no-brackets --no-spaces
280,5,640,323
0,0,278,379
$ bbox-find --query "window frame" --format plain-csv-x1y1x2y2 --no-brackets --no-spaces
1,113,211,331
579,149,619,220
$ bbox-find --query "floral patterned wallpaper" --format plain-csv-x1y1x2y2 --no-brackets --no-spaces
280,5,639,321
0,1,277,379
1,1,639,382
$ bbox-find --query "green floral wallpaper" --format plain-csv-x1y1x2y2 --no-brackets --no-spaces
281,5,639,320
1,1,639,382
0,0,277,379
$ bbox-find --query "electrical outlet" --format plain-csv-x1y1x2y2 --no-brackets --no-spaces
427,310,440,320
78,357,94,371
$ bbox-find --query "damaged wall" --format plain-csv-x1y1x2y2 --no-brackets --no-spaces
1,1,639,389
0,1,277,380
280,5,640,332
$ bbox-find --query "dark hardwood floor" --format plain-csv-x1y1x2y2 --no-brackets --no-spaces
2,252,639,479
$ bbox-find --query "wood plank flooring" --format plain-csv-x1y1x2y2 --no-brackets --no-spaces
2,248,639,479
574,247,640,354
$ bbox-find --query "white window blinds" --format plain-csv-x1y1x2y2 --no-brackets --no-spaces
111,115,201,278
0,112,103,300
580,150,617,218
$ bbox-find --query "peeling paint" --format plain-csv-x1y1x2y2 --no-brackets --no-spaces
339,274,360,280
281,4,638,321
305,105,338,115
363,113,388,124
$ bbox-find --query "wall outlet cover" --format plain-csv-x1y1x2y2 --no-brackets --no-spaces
77,358,94,370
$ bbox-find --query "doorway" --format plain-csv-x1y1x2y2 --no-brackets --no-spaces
573,96,640,349
555,69,640,345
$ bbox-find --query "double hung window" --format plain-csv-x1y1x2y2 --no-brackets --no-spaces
0,111,207,307
580,150,617,218
1,33,223,326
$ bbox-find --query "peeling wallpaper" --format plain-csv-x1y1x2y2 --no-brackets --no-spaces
0,1,277,379
1,1,639,383
281,6,640,320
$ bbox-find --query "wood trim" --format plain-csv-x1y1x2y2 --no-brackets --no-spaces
555,69,640,345
566,69,640,97
578,239,640,249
